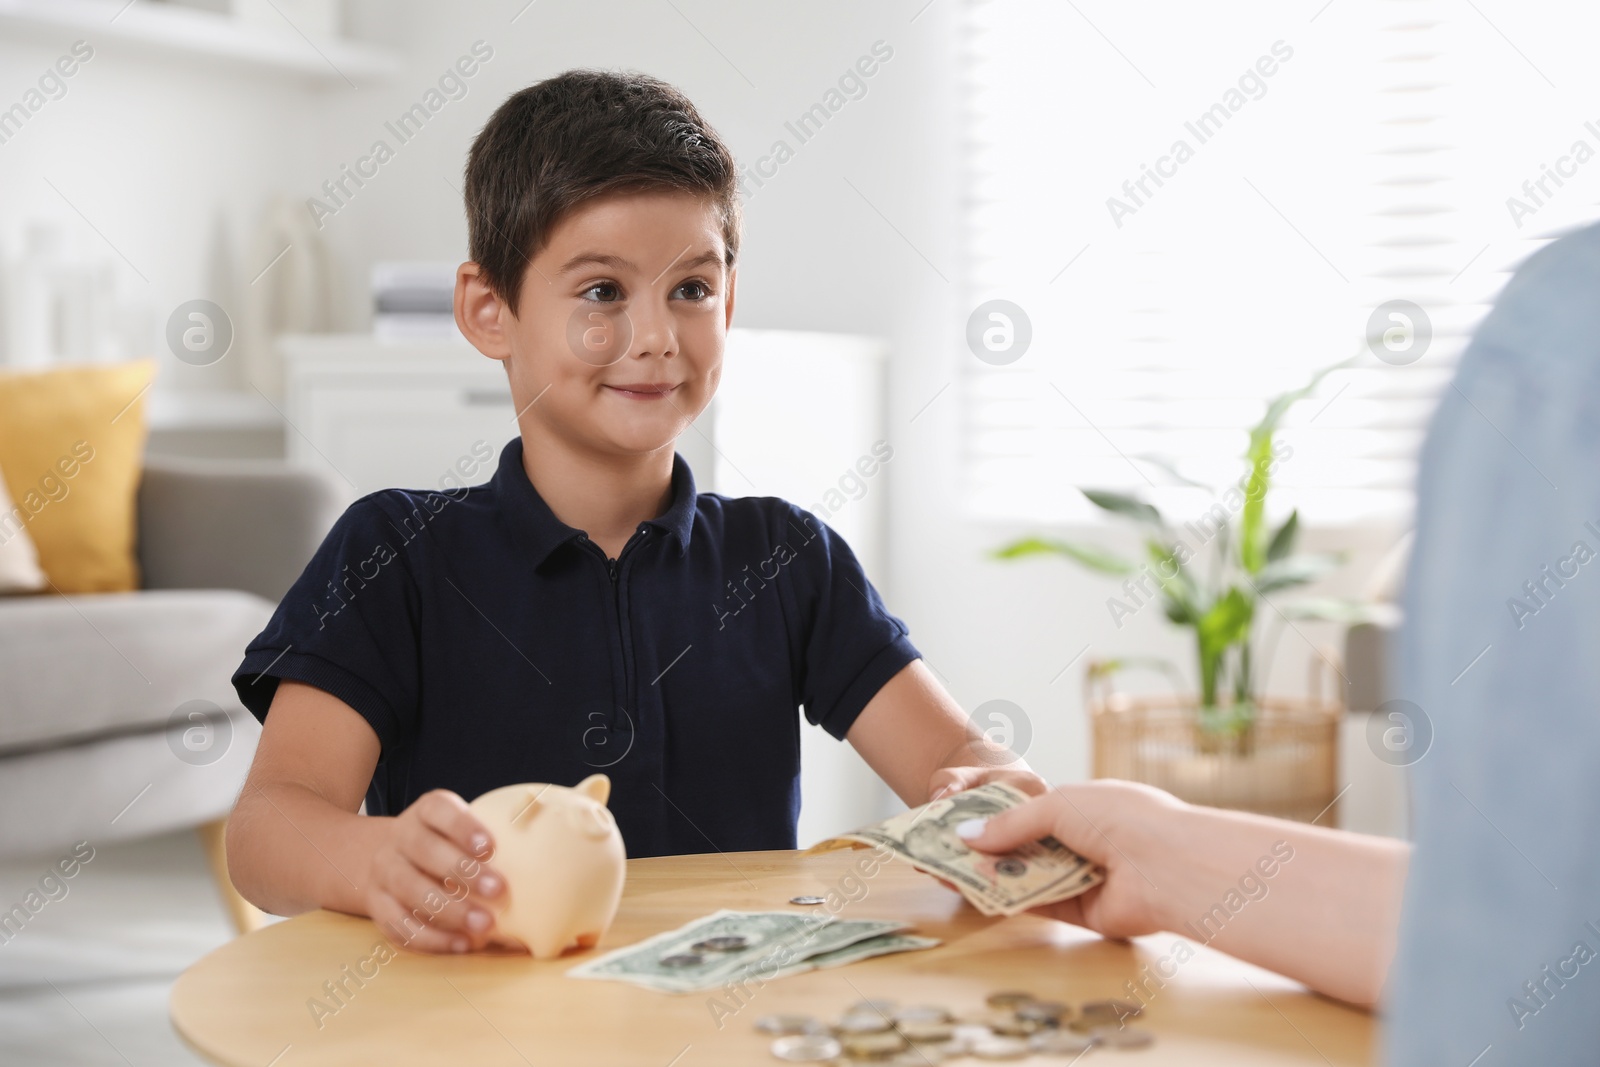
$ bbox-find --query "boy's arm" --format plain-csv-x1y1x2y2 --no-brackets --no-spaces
226,680,504,953
845,659,1046,806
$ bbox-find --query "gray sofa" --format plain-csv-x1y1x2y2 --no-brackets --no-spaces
0,457,345,930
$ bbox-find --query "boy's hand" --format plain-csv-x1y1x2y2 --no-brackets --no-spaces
925,763,1048,804
366,789,505,954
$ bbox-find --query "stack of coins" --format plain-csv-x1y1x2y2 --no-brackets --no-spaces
760,989,1155,1061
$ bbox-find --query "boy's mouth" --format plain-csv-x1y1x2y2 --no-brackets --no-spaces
604,382,678,401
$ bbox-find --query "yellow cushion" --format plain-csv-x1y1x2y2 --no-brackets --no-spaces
0,361,156,593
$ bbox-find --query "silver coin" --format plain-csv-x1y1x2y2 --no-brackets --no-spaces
691,935,749,952
985,990,1036,1010
657,952,703,968
1017,999,1069,1024
771,1033,843,1062
840,1030,908,1057
970,1034,1031,1060
837,1012,894,1035
1092,1026,1155,1049
1031,1029,1097,1054
953,1022,995,1045
1081,997,1143,1020
896,1020,955,1044
757,1014,823,1035
990,1014,1038,1037
789,895,827,906
847,997,897,1016
893,1004,953,1025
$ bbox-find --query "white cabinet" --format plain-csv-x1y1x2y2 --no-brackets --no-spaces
279,335,521,495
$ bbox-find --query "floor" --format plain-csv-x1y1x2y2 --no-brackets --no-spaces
0,829,277,1066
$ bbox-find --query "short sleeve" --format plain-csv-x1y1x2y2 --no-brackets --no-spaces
783,506,921,740
231,493,421,755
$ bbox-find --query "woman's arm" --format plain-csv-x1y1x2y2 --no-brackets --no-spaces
226,680,505,953
958,780,1410,1008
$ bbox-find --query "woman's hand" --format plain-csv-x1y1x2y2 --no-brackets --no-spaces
958,778,1408,1008
956,779,1183,940
365,789,506,954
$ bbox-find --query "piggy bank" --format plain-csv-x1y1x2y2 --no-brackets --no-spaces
468,774,626,959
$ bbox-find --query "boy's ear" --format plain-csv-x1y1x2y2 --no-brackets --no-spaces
723,266,737,331
455,261,513,362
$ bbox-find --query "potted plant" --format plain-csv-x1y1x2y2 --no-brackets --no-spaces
992,362,1379,819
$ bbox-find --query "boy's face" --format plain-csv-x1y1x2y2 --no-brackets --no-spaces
459,188,735,460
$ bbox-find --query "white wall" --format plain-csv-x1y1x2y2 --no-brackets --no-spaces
2,0,1407,833
315,1,1406,826
0,26,324,393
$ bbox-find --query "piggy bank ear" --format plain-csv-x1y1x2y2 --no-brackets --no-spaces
574,774,611,806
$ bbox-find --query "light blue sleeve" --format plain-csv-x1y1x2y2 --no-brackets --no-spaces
1384,221,1600,1064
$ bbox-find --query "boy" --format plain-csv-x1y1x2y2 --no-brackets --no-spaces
226,69,1042,955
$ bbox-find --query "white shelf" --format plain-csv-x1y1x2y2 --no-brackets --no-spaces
0,0,402,85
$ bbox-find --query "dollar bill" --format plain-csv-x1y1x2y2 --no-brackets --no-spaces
566,910,912,993
751,931,942,985
794,932,941,973
806,782,1103,917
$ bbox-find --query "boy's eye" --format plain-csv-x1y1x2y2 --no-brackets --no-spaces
674,280,711,301
580,282,621,302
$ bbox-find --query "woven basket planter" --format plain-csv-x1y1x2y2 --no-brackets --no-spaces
1087,664,1342,824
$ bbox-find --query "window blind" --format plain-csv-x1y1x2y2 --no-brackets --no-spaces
960,0,1600,524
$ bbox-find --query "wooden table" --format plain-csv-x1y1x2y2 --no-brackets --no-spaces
170,849,1373,1065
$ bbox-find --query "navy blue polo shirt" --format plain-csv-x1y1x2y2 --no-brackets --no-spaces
232,437,920,859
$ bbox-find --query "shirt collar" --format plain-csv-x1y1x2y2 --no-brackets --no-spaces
492,437,697,566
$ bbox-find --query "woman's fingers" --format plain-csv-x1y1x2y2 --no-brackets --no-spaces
957,791,1070,851
1029,896,1088,929
957,785,1117,868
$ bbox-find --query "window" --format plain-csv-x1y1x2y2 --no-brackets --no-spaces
961,0,1600,524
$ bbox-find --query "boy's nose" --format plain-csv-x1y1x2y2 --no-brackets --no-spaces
625,304,677,360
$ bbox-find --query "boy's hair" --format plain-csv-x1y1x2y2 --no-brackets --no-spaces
465,69,742,315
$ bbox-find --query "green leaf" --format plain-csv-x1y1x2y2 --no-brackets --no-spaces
1146,539,1200,624
991,537,1136,576
1266,509,1299,563
1081,489,1164,527
1253,552,1342,595
1237,357,1355,574
1132,454,1211,490
1279,598,1400,625
1249,356,1356,443
1198,587,1255,651
1196,588,1254,708
1238,434,1273,574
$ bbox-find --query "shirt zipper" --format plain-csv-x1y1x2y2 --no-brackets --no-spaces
582,527,652,727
